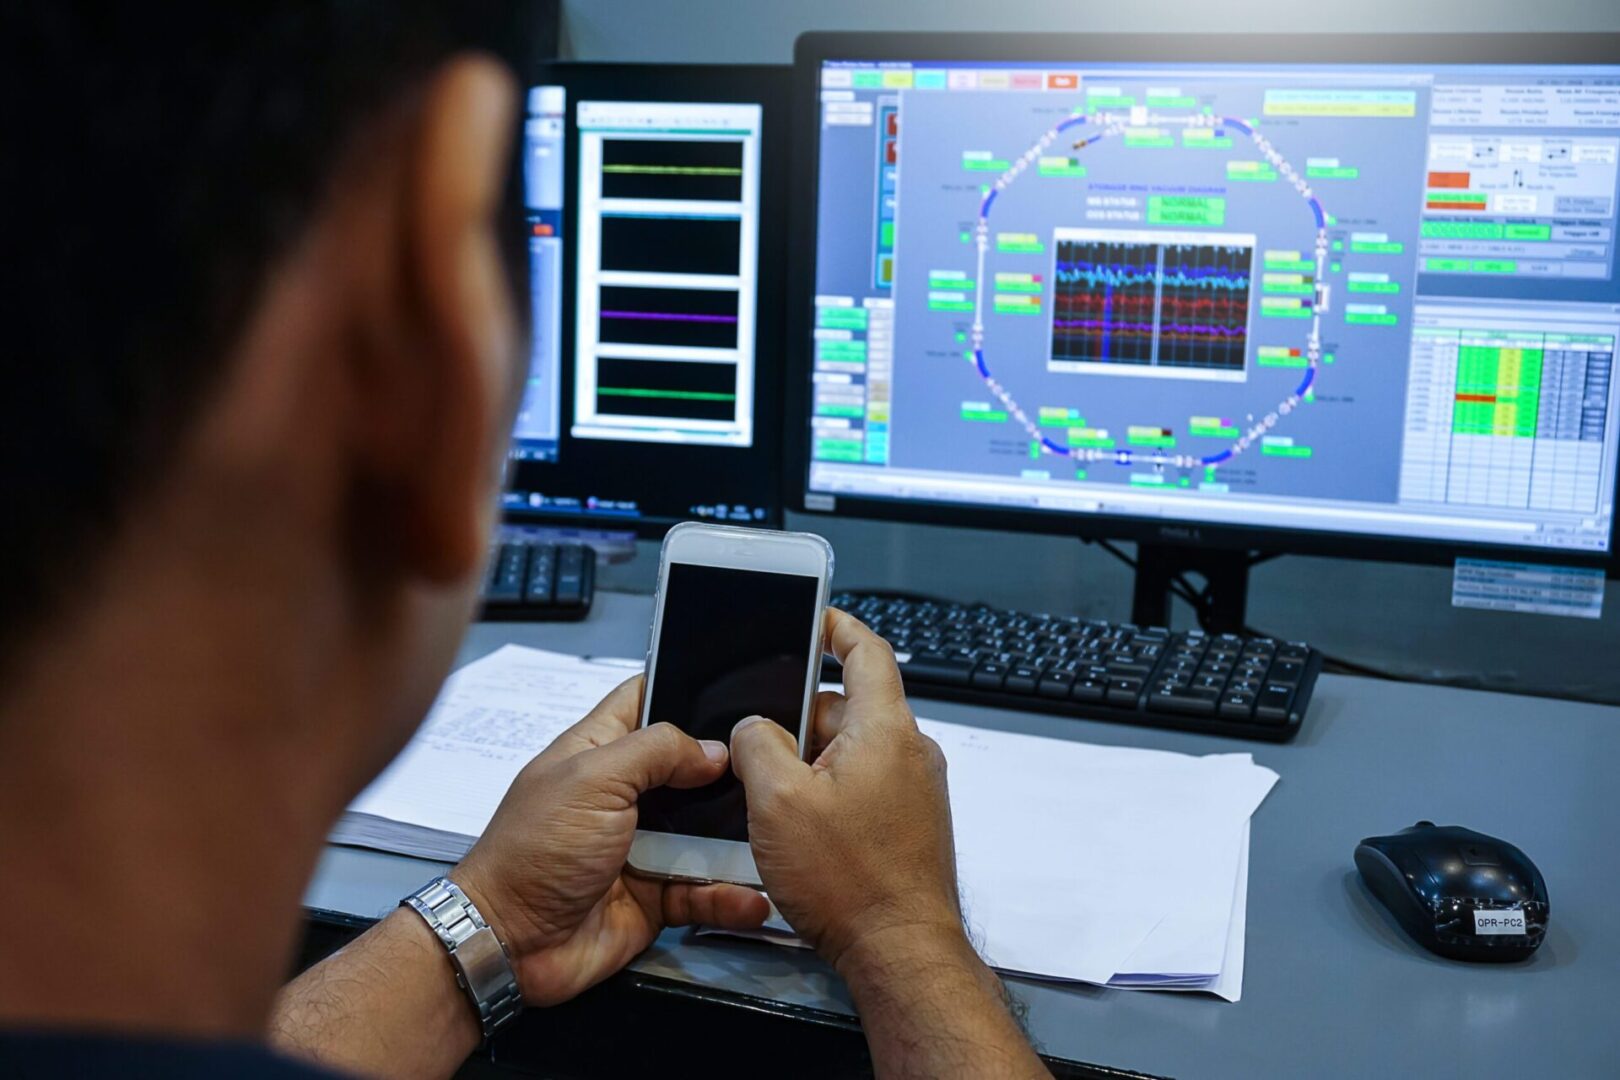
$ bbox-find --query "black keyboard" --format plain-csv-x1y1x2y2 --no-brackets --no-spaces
480,540,596,621
831,592,1321,742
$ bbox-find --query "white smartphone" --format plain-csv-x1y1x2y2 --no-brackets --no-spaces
628,522,833,887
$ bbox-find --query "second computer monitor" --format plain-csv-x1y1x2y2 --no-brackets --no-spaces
506,63,790,533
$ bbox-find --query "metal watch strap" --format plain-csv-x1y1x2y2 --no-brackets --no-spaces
402,876,523,1040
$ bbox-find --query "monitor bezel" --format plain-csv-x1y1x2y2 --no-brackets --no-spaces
786,32,1620,573
505,61,793,539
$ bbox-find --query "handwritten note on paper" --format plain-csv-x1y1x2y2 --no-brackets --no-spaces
345,646,632,843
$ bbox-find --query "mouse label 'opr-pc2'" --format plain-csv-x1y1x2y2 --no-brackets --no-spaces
1354,822,1549,962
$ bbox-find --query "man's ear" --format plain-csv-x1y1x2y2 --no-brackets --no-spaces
355,55,519,586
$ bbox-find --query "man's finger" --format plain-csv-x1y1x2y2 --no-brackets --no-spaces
534,674,645,764
810,689,848,748
661,882,771,930
824,608,909,716
575,721,727,794
730,716,812,796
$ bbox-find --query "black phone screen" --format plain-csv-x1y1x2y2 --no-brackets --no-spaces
638,562,821,841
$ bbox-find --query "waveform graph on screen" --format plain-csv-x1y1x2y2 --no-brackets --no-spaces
1046,227,1254,382
599,138,745,202
1050,237,1158,367
1157,241,1254,373
598,285,740,350
594,356,738,423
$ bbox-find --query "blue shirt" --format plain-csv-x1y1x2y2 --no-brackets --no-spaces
0,1031,345,1077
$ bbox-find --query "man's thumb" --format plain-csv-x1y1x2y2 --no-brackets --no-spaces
729,716,810,794
580,722,725,795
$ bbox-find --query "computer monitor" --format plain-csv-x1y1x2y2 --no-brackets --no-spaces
790,33,1620,624
505,63,791,533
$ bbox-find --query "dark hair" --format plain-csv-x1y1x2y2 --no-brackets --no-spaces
1,4,539,661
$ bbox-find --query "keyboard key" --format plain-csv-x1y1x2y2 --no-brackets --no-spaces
554,546,586,607
899,653,976,687
1037,671,1075,698
972,661,1009,690
1070,677,1107,703
525,546,556,604
1004,665,1041,694
1267,659,1305,685
1255,683,1297,723
1107,677,1145,707
1149,685,1218,715
1219,691,1256,719
487,543,527,602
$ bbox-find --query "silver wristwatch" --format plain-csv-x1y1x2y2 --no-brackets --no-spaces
402,876,523,1040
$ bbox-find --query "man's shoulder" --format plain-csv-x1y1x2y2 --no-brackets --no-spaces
0,1030,345,1078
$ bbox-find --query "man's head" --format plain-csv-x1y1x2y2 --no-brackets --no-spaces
4,5,539,794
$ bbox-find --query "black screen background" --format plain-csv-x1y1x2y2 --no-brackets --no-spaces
638,563,820,841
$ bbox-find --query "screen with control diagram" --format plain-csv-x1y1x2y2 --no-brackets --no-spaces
804,54,1620,554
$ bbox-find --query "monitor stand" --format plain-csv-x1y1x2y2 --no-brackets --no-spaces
1129,544,1252,634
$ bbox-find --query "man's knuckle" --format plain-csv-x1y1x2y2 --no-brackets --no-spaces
731,723,763,754
753,776,804,816
899,731,938,769
749,785,786,819
515,754,551,784
647,722,685,749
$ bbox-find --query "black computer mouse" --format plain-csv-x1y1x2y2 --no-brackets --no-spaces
1354,822,1548,962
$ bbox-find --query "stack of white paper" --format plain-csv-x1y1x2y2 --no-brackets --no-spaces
333,645,1276,1001
919,720,1270,1000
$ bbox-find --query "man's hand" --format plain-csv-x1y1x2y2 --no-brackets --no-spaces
451,677,770,1006
273,677,769,1080
728,607,961,968
730,608,1051,1079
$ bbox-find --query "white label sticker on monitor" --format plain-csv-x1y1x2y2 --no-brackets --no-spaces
1472,908,1526,936
1452,558,1604,620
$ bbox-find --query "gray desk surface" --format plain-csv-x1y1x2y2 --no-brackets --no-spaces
307,591,1620,1079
